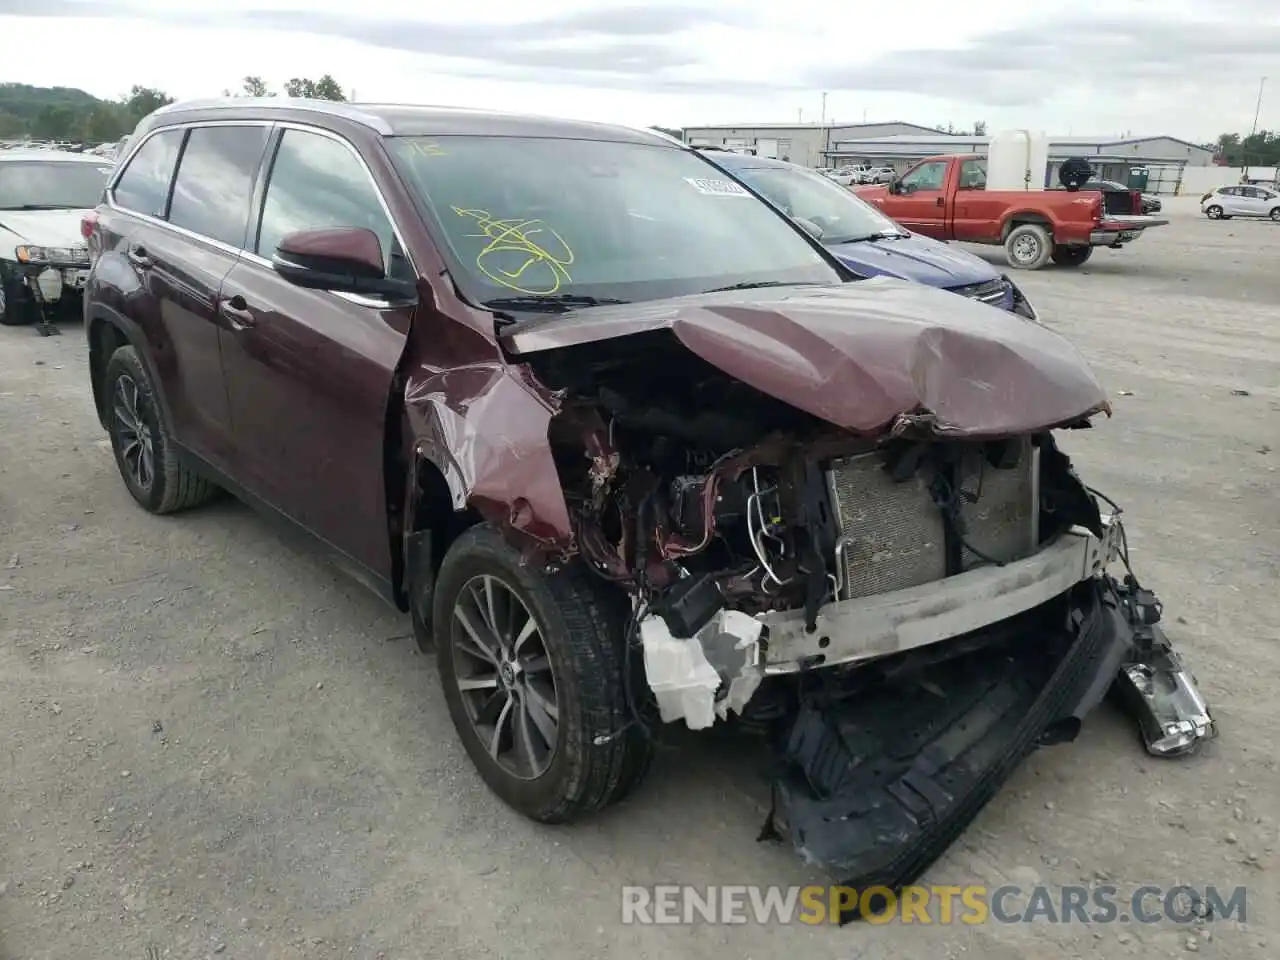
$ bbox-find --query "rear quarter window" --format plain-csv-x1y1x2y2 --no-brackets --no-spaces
112,128,185,218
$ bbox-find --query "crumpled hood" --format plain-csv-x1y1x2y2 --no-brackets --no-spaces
503,277,1110,438
0,209,90,248
828,232,996,288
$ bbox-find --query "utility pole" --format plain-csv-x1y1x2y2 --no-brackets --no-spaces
820,92,827,125
1244,76,1266,178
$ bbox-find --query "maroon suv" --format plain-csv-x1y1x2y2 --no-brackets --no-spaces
83,99,1212,899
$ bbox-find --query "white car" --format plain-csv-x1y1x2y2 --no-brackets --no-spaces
0,149,114,333
825,167,864,186
1201,184,1280,221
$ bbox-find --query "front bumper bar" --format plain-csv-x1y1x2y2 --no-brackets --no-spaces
763,574,1216,919
759,517,1123,674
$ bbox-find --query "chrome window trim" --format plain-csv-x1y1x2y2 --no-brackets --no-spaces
104,118,417,310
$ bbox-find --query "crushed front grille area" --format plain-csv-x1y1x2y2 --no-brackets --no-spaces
827,440,1039,600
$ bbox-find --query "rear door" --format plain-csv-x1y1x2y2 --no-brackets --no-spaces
216,125,414,579
104,123,269,471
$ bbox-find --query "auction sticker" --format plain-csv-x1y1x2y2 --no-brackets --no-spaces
684,177,751,197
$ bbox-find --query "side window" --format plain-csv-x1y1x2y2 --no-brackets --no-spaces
958,159,987,190
256,129,400,277
112,128,184,218
900,161,947,192
168,125,270,248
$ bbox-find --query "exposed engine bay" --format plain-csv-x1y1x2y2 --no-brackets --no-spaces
525,329,1216,900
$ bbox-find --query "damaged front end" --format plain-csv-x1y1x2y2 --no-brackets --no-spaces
497,281,1215,901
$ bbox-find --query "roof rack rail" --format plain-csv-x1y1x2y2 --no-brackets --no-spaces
151,97,395,135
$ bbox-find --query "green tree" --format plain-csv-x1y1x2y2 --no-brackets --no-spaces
283,74,346,101
81,103,127,143
227,76,274,97
31,104,77,140
120,85,174,125
973,120,988,136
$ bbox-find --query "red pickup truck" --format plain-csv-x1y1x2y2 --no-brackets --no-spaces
854,154,1168,270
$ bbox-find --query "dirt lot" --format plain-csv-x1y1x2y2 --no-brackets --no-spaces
1,202,1277,960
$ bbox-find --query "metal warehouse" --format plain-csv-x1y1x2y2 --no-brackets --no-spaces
679,122,941,168
681,123,1216,194
825,133,1215,193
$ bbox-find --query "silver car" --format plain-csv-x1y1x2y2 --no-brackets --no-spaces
1201,184,1280,221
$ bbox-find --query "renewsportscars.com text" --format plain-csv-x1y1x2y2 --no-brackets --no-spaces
621,884,1247,926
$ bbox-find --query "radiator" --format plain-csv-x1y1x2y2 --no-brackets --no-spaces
827,441,1039,600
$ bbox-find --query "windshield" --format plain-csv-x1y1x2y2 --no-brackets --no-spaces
0,161,112,210
387,136,841,310
727,163,907,244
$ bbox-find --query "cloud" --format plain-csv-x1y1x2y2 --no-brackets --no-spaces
807,14,1278,110
0,1,769,89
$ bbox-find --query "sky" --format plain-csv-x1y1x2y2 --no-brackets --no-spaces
0,0,1274,142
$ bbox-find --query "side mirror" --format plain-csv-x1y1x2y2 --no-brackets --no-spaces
272,227,416,301
889,180,903,195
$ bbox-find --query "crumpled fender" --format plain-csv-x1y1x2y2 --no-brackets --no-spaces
402,360,574,555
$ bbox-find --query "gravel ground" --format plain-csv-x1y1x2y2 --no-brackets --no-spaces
1,200,1277,960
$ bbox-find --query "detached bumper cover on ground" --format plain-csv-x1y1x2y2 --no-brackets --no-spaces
761,573,1215,917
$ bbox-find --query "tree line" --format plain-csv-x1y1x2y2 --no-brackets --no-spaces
0,76,347,145
1214,131,1280,168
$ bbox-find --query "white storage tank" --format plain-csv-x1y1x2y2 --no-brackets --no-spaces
985,129,1049,191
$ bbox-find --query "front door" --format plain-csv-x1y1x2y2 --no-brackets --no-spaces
885,160,950,238
217,126,414,581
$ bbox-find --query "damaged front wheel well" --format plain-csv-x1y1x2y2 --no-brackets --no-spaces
404,458,483,642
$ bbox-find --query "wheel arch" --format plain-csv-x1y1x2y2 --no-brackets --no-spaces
86,305,172,432
399,445,484,617
1001,212,1054,241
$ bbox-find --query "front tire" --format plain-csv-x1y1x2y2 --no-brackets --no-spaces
1004,223,1053,270
103,345,219,514
1270,208,1280,222
433,524,653,823
1205,205,1223,220
0,274,33,326
1051,245,1093,267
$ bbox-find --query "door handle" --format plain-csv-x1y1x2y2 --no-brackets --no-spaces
219,294,256,330
127,244,153,268
935,196,945,207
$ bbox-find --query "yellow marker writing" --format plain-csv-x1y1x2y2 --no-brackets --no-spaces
452,206,574,295
409,141,447,158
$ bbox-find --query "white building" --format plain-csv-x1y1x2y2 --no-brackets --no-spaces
825,134,1216,193
679,122,943,168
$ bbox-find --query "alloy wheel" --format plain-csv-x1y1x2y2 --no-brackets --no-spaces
450,574,560,780
112,373,155,492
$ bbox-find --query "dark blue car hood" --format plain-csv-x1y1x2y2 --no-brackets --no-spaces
828,232,996,288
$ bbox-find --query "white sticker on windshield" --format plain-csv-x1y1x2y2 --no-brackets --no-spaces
684,177,751,197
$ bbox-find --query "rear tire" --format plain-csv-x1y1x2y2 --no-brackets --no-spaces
1051,245,1093,267
103,345,219,514
1205,205,1223,220
1004,223,1053,270
433,524,653,823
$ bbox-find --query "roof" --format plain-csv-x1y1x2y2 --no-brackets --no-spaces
682,120,942,133
147,98,676,146
827,133,1213,153
698,151,796,170
0,149,114,164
